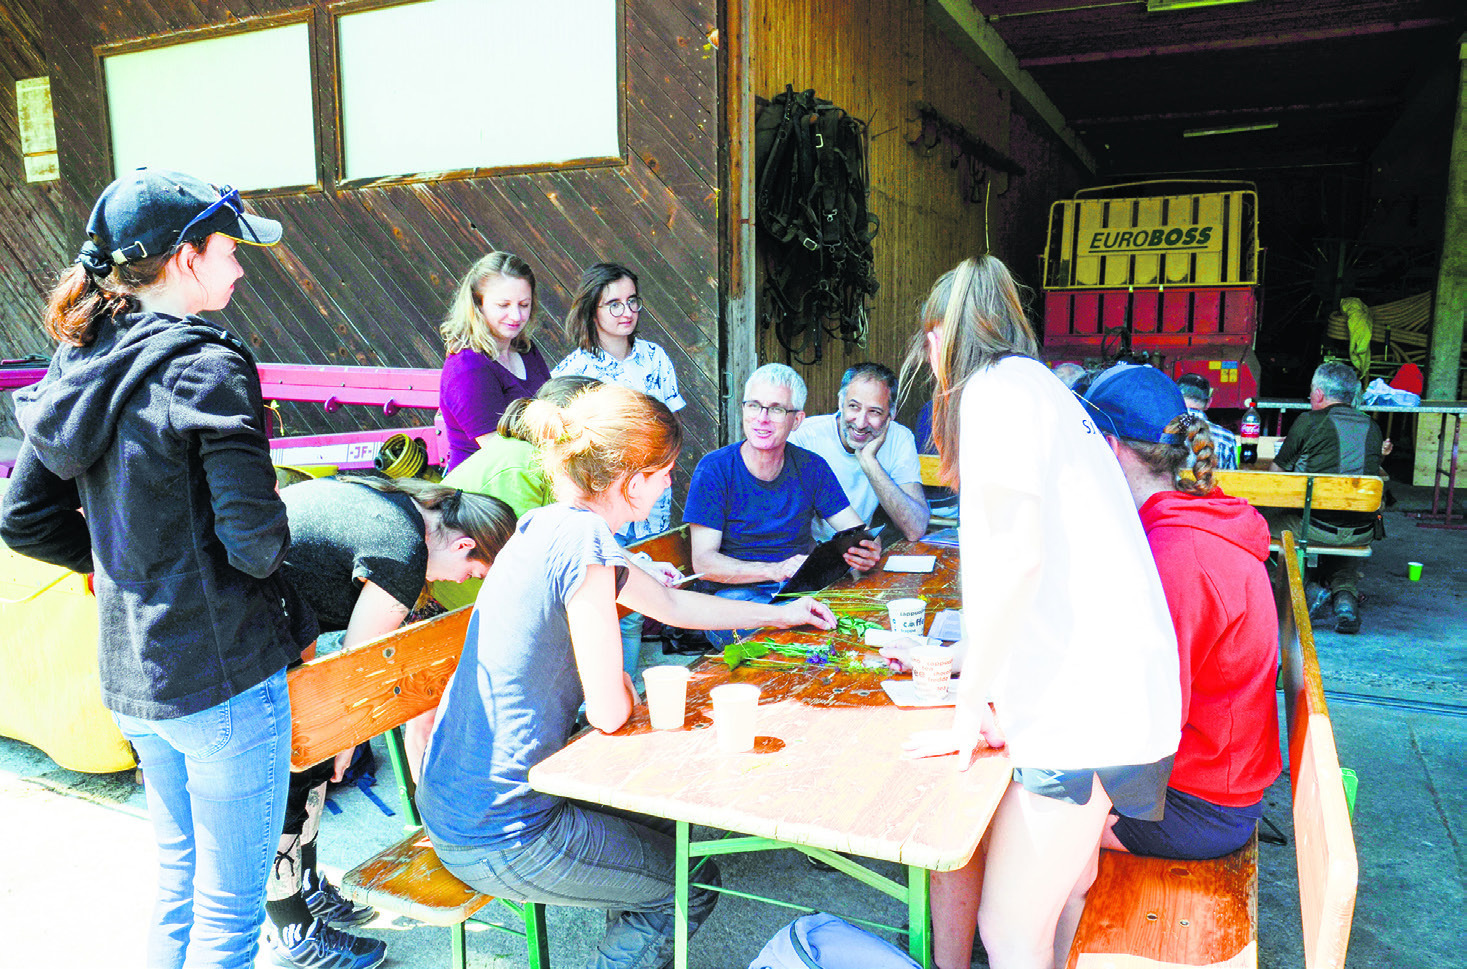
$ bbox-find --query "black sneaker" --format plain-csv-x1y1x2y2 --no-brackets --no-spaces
267,917,387,969
1332,592,1361,634
304,869,376,927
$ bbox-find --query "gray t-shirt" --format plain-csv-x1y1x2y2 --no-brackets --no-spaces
416,503,628,849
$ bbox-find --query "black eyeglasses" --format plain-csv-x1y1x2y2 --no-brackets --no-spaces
176,186,241,247
599,296,643,317
742,400,791,420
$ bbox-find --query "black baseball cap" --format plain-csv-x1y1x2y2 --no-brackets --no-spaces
84,168,282,267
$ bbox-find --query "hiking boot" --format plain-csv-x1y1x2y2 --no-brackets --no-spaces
1305,581,1333,621
267,917,386,969
304,869,376,927
1332,592,1361,634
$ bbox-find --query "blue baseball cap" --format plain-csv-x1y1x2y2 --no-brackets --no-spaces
1081,363,1189,445
80,168,281,276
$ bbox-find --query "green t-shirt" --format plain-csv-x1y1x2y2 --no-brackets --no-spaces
431,436,555,610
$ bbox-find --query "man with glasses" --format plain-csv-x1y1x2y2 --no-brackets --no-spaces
789,362,929,543
684,364,881,643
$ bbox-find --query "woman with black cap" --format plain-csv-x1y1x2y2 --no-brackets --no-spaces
0,169,315,969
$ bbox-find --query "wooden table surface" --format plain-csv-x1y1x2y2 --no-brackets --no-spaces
529,540,1011,872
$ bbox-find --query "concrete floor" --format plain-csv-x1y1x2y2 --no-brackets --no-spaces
1,484,1463,969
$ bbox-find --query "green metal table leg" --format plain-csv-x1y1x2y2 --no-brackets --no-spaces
675,821,691,969
450,921,467,969
523,901,550,969
907,865,932,969
383,724,421,828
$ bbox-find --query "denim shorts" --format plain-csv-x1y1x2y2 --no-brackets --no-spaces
1110,786,1264,860
1012,754,1174,821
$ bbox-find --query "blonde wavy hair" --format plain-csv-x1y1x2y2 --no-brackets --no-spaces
440,251,539,359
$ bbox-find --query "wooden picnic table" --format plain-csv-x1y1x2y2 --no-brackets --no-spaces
528,539,1011,969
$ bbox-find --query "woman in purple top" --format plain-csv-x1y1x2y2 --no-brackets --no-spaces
439,251,552,471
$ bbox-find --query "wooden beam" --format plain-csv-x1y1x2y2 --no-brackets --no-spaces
1427,38,1467,400
924,0,1097,174
1020,18,1454,68
720,0,756,444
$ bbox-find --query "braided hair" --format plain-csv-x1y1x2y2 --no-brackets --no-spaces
1120,414,1218,495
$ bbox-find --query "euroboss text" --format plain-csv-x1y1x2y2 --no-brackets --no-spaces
1079,224,1220,256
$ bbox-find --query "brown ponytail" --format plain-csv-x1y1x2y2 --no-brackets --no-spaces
44,247,181,347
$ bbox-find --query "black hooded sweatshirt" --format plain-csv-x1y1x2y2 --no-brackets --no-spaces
1,312,315,720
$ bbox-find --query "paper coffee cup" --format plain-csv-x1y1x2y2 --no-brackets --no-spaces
710,683,761,753
887,597,927,635
1407,561,1423,581
642,665,691,730
911,645,953,702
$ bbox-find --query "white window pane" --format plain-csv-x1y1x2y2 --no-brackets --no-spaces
104,25,317,191
339,0,620,181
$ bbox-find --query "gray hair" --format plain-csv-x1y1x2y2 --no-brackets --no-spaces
745,362,807,411
1312,362,1361,405
1052,362,1088,390
839,362,898,401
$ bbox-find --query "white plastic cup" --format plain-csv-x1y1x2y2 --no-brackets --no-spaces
642,665,692,730
911,645,953,702
887,597,927,635
710,683,761,753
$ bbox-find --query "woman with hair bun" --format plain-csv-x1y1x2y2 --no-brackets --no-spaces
1081,364,1281,862
439,251,551,471
416,384,835,968
900,256,1181,969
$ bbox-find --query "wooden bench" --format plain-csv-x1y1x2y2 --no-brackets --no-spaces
1212,470,1384,565
287,607,550,969
1065,530,1358,969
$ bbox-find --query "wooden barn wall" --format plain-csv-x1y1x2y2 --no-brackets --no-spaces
0,0,722,494
751,0,1087,424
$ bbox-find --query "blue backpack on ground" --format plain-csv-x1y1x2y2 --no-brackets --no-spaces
749,913,921,969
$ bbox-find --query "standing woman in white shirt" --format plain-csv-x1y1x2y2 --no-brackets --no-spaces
901,256,1182,969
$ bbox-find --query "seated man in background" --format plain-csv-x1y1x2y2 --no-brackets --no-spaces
685,363,880,645
1177,373,1238,471
1268,361,1383,634
789,362,929,542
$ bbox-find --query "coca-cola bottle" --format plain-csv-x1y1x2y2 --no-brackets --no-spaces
1240,399,1262,466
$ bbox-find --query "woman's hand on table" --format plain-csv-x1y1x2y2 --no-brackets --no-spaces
776,596,837,631
880,637,967,675
902,702,1005,771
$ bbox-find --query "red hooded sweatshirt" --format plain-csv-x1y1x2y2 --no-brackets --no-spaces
1140,489,1283,806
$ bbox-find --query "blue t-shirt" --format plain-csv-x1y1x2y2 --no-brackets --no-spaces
683,443,848,562
416,504,627,850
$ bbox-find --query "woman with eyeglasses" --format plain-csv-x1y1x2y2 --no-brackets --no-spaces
439,251,552,472
0,169,316,969
552,263,688,678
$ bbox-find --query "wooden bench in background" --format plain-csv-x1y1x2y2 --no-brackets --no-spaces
1213,470,1384,565
1065,530,1358,969
288,607,550,969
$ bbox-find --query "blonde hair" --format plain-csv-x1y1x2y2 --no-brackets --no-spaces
440,251,539,359
900,255,1039,488
1119,416,1219,496
519,385,682,500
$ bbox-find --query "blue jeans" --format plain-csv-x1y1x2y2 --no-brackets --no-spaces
431,802,720,969
114,667,292,969
699,580,782,648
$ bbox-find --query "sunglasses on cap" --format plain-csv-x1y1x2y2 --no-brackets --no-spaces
174,185,242,249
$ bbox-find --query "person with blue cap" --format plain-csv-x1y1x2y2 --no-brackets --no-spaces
0,169,315,969
1080,364,1282,863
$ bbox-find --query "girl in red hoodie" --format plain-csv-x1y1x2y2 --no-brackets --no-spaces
1082,364,1283,859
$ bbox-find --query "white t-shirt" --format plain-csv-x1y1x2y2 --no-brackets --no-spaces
789,413,922,542
956,356,1181,769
